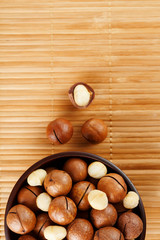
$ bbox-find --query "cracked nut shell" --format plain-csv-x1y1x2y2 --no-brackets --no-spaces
68,82,95,109
48,196,77,225
17,185,43,212
90,203,118,229
63,158,88,182
6,204,36,235
97,173,127,203
46,118,73,145
94,226,124,240
44,169,72,197
117,212,143,239
81,118,108,144
67,218,94,240
70,181,95,211
33,213,52,240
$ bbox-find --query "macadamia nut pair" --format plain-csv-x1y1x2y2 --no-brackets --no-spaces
44,218,94,240
46,118,108,145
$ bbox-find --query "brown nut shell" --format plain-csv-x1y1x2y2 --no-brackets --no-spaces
18,236,37,240
68,82,95,109
6,204,36,235
113,201,128,215
81,118,108,144
63,158,88,182
90,203,118,229
117,212,143,239
33,213,52,240
44,169,72,197
70,181,95,211
17,185,43,212
49,196,77,225
46,118,73,145
67,218,94,240
97,173,127,203
94,226,124,240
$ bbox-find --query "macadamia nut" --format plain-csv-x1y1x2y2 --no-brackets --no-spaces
27,169,47,186
74,84,90,107
88,162,107,179
36,192,52,212
123,191,139,209
44,226,67,240
88,189,108,210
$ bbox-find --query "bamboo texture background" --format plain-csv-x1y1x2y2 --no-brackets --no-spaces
0,0,160,239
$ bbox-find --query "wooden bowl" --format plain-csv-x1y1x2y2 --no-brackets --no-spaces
4,151,146,240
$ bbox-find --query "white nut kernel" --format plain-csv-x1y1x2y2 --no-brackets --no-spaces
44,225,67,240
36,192,52,212
88,161,107,179
27,169,47,186
88,189,108,210
74,84,90,107
123,191,139,209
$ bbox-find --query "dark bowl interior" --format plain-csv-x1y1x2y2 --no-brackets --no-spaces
5,151,146,240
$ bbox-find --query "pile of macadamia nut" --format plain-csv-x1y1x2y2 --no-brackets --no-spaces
6,159,143,240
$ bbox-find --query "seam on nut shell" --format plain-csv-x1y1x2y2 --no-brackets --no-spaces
16,209,25,233
65,196,68,210
123,223,127,236
37,216,49,238
25,186,38,197
77,183,91,207
119,233,122,240
104,176,126,191
97,230,99,239
9,212,17,214
53,130,63,144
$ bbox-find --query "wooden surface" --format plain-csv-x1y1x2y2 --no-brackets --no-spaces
0,0,160,239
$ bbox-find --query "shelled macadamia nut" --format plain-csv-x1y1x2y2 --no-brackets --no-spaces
81,118,108,144
68,82,95,109
27,169,47,187
49,196,77,225
67,218,94,240
6,204,36,235
33,213,52,240
94,226,124,240
44,169,72,197
90,203,118,229
46,118,73,145
123,191,139,209
17,185,43,212
63,158,88,182
117,212,143,239
97,173,127,203
88,189,108,210
18,235,37,240
36,192,52,212
70,181,95,211
44,225,67,240
88,162,107,179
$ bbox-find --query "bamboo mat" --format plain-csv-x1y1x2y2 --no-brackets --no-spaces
0,0,160,239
